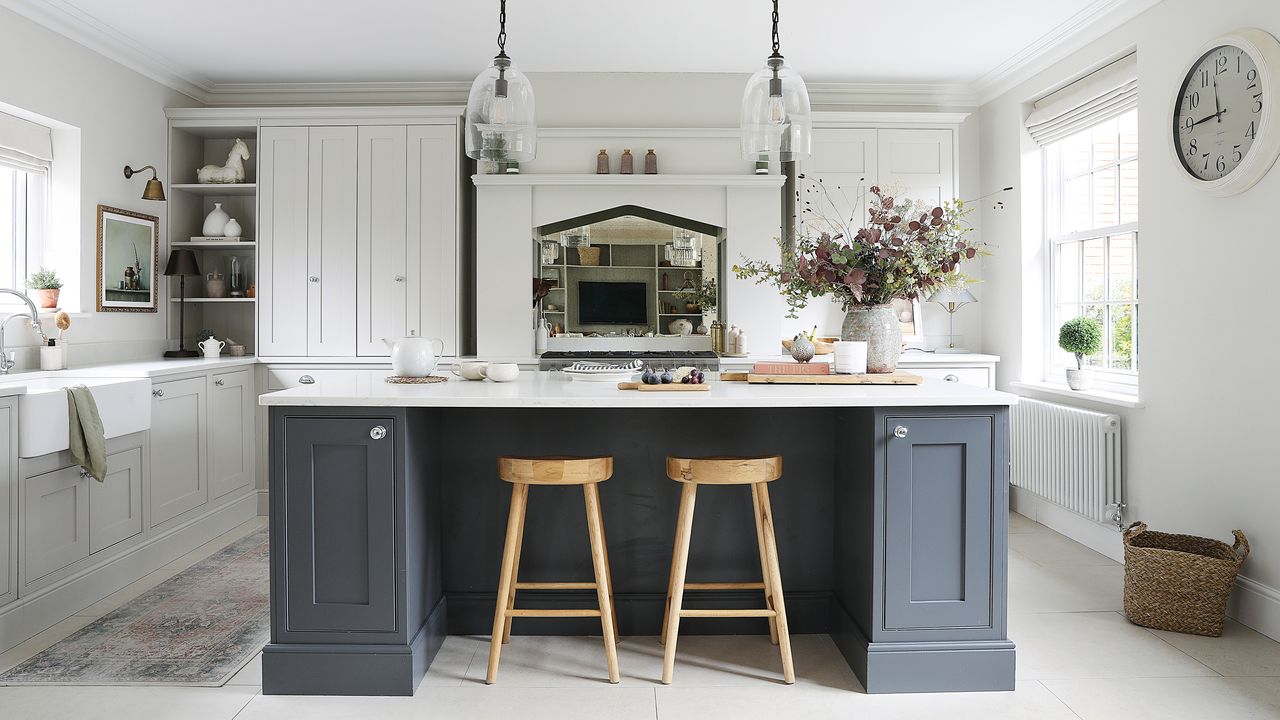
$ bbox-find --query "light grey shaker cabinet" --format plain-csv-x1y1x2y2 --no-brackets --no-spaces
0,400,14,606
258,127,311,357
150,376,208,527
209,369,254,500
24,465,89,581
89,447,143,554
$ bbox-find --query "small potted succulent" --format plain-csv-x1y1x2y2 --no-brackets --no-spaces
1058,316,1102,390
26,267,63,309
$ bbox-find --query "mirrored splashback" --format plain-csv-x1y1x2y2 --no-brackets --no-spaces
535,210,722,338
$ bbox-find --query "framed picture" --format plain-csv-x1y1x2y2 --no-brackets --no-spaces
890,297,925,343
96,205,159,313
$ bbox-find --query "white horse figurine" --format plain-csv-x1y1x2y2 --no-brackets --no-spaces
197,138,250,184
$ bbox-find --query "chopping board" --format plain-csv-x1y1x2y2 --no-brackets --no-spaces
617,382,711,392
719,371,923,385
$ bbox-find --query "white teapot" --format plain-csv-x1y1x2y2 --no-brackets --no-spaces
198,336,225,357
381,331,445,377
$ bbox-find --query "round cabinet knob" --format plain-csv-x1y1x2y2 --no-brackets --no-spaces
944,374,959,383
893,425,909,439
152,389,164,398
214,379,225,387
370,425,387,440
309,276,320,283
394,275,405,282
79,468,91,479
298,375,315,385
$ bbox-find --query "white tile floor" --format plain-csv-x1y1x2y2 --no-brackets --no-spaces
2,513,1279,719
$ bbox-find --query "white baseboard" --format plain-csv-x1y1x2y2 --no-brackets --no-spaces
0,491,258,654
1010,485,1124,562
1011,485,1280,643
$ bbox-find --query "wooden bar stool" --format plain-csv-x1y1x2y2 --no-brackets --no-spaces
487,456,620,685
661,455,794,685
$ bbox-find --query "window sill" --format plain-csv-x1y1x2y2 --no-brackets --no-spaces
1010,380,1144,409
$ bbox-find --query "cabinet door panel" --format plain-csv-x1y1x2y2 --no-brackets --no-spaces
407,125,459,356
883,415,993,630
876,128,954,209
90,447,143,553
283,416,398,633
210,369,254,499
356,126,409,356
258,126,310,357
24,466,89,580
0,404,12,603
150,377,208,527
308,127,358,356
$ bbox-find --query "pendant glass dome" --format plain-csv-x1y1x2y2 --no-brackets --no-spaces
741,57,811,161
465,54,537,163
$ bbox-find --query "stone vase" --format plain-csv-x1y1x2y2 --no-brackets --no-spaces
841,304,902,373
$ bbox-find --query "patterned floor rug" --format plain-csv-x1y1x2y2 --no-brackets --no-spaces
0,526,269,686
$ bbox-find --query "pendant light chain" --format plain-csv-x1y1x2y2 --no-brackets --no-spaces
771,0,782,59
496,0,508,57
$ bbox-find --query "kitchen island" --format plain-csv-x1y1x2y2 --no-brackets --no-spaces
259,372,1016,696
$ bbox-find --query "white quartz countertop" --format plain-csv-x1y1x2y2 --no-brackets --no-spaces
259,371,1015,409
55,356,259,378
718,352,1000,367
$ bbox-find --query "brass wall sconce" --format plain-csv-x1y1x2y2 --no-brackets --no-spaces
123,164,166,201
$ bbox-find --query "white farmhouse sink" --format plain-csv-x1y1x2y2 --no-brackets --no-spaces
5,377,153,458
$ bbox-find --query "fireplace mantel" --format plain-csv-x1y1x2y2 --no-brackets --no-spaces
474,172,786,358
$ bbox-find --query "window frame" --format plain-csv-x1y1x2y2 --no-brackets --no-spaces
0,160,48,300
1041,110,1140,392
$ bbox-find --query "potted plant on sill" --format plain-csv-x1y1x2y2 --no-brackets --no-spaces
26,267,63,309
1058,316,1102,390
734,182,979,373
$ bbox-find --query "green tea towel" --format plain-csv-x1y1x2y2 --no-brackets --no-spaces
67,385,106,483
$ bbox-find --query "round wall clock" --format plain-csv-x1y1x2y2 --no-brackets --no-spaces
1172,28,1280,196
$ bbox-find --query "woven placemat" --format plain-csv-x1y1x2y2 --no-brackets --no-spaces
385,375,448,384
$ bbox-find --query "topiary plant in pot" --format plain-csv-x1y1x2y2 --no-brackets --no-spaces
1058,316,1102,390
26,267,63,309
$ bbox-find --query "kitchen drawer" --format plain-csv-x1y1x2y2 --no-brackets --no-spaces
267,368,392,391
910,366,991,388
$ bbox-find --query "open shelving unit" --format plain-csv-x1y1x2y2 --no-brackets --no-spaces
166,111,259,354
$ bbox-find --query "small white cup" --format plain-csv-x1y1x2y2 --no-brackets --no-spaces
833,340,868,374
452,360,489,381
481,362,520,382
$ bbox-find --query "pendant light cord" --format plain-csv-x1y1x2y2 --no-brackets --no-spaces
496,0,508,58
770,0,782,59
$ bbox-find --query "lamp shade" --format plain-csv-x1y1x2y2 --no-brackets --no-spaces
465,56,537,163
929,287,978,306
163,249,201,277
740,58,812,161
141,177,166,201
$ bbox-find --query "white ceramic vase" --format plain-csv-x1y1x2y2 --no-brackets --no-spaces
223,217,242,238
203,203,230,236
841,304,903,373
1065,367,1094,391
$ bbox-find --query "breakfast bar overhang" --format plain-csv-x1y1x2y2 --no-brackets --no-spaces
259,374,1016,696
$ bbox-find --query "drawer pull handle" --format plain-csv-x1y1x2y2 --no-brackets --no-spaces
79,468,91,479
309,276,320,283
214,379,225,387
370,425,387,440
893,425,909,439
299,375,315,385
152,389,164,398
944,374,959,383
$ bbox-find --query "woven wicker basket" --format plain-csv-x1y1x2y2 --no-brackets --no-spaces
577,247,602,266
1122,522,1249,636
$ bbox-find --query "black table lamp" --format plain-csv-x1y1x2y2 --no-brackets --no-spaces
164,249,201,358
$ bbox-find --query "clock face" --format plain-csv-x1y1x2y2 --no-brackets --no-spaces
1174,45,1264,181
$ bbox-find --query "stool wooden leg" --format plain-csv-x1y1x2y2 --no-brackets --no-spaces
583,482,620,683
501,487,528,644
755,482,795,684
751,483,780,646
486,483,528,684
592,485,621,641
662,482,698,684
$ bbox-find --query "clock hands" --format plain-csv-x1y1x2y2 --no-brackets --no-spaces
1191,108,1228,128
1213,77,1223,123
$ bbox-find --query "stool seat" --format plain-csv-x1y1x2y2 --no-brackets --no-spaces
499,456,613,485
666,455,782,485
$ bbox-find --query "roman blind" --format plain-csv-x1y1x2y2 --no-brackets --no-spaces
0,111,53,173
1026,53,1137,146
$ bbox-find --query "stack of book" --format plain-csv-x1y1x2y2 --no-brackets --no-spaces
750,361,830,375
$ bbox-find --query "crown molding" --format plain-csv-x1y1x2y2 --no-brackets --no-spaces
0,0,212,101
201,81,472,107
809,82,977,109
971,0,1162,105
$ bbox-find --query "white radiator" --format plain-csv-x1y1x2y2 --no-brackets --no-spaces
1011,398,1124,526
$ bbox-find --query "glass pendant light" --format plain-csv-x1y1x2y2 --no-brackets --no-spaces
740,0,811,161
465,0,536,163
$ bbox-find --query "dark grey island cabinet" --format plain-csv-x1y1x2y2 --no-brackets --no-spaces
262,395,1013,696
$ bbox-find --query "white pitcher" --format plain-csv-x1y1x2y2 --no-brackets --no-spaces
198,336,225,358
381,331,445,377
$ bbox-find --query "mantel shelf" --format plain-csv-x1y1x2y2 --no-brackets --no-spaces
171,241,256,249
472,173,785,188
169,183,257,196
